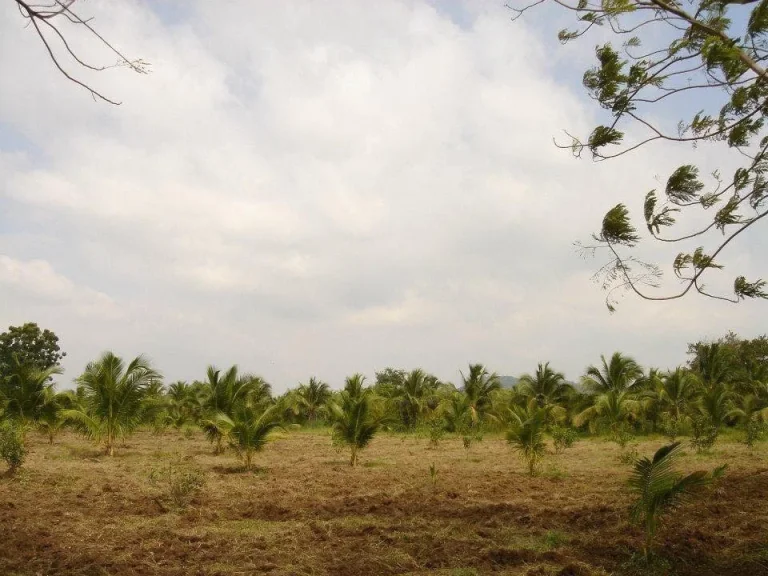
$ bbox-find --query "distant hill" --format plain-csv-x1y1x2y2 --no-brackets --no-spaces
499,375,519,389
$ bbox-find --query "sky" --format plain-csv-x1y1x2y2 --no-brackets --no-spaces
0,0,766,391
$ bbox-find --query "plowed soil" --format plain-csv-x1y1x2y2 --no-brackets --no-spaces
1,430,766,575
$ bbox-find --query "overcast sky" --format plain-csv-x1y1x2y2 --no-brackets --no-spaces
0,0,765,391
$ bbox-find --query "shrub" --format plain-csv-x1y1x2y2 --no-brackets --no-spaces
743,419,765,450
149,457,205,510
611,427,634,448
690,417,718,453
550,425,577,454
0,422,26,475
428,419,444,448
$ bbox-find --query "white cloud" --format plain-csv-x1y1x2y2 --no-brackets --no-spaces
0,0,765,389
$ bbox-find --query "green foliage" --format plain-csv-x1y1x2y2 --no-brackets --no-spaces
63,352,160,456
628,442,725,559
690,417,719,453
428,418,445,448
460,363,501,425
506,402,549,475
149,456,206,510
329,383,384,466
216,402,282,470
517,362,573,409
550,425,578,454
514,0,768,308
0,421,26,475
0,354,63,424
0,323,65,376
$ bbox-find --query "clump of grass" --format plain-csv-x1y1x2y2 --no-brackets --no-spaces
148,456,205,511
543,530,568,549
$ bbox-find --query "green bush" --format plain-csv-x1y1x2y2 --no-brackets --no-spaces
690,418,718,453
550,425,577,454
0,422,26,475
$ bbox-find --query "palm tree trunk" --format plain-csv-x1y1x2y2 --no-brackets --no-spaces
48,430,54,445
350,445,358,467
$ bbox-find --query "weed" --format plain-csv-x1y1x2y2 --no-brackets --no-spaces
148,456,205,511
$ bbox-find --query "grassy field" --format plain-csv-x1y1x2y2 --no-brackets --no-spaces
1,429,766,576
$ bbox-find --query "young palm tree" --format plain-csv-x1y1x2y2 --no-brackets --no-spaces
343,373,367,400
0,354,63,425
729,394,768,447
296,377,331,424
517,362,573,409
210,401,282,470
460,363,501,425
657,368,698,422
63,352,160,456
200,365,268,453
36,387,72,444
690,342,732,389
443,392,473,434
629,442,724,560
328,386,383,466
506,401,549,475
582,352,643,394
696,385,733,431
391,368,437,430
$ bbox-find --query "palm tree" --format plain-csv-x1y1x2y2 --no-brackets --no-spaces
296,377,331,424
391,369,437,430
36,387,73,444
629,442,724,560
696,385,732,430
728,394,767,447
517,362,573,409
690,342,732,389
506,400,549,475
582,352,643,394
63,352,160,456
211,401,282,470
0,354,63,425
443,392,472,434
656,368,698,422
343,373,367,400
328,385,383,466
460,363,501,425
200,365,268,453
574,390,641,444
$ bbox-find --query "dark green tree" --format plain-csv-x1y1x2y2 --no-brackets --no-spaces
0,323,65,376
512,0,768,310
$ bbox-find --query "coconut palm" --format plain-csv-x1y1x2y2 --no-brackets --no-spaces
690,342,732,389
696,385,733,431
656,368,698,422
0,354,63,424
506,400,549,475
390,369,437,430
629,442,724,560
63,352,160,456
328,386,383,466
210,401,282,470
343,373,367,400
460,363,501,425
296,377,331,424
517,362,573,409
443,392,473,434
574,390,642,444
582,352,643,394
36,387,73,444
729,394,768,447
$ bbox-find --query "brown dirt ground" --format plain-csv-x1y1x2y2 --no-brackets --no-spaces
1,429,767,576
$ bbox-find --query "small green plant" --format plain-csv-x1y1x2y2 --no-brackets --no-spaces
428,419,444,448
507,405,548,476
149,457,206,510
658,414,683,441
543,530,567,549
611,426,634,448
0,421,27,476
690,417,718,453
550,425,577,454
429,462,438,490
618,444,639,465
628,441,725,561
743,419,765,449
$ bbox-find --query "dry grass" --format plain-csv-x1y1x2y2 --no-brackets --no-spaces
1,429,767,575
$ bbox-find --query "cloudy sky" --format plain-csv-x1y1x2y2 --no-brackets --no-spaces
0,0,765,390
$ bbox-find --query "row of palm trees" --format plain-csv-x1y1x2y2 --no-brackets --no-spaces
1,345,766,469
